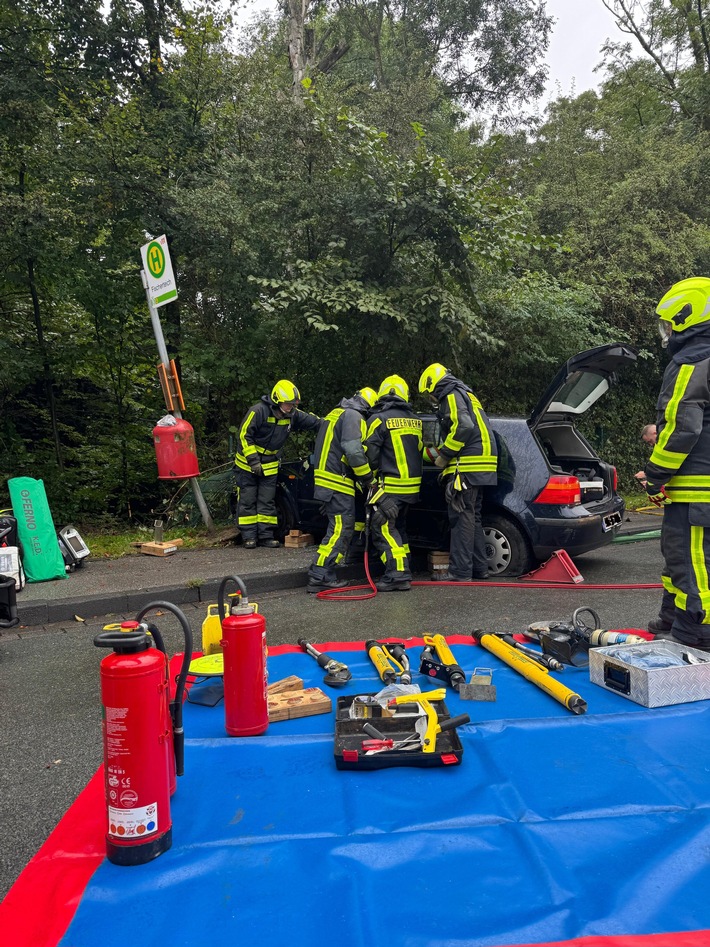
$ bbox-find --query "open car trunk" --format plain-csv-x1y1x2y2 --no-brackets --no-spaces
536,421,616,505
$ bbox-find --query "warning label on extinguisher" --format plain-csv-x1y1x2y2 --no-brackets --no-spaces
108,802,159,839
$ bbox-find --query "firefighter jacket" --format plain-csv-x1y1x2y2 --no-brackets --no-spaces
313,394,373,500
365,395,423,502
433,376,498,485
646,327,710,507
235,395,321,477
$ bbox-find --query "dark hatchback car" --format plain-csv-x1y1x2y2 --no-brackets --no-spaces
275,343,638,576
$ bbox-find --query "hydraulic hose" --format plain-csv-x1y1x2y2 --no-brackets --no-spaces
612,530,662,543
317,575,663,600
136,601,194,777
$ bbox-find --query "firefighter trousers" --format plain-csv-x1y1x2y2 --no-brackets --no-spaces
660,501,710,648
447,486,488,580
308,492,355,583
370,499,412,580
235,469,278,542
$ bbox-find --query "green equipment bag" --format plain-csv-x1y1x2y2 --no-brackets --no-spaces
8,477,66,582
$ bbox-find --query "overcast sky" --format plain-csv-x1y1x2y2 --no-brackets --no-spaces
544,0,622,96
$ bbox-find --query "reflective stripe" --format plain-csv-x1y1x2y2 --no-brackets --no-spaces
469,394,492,456
667,475,710,486
257,515,278,525
662,573,687,610
235,454,279,475
383,477,421,494
444,458,496,475
238,411,257,459
352,462,371,477
366,418,382,437
317,515,343,566
443,394,465,451
315,471,356,496
382,521,407,571
650,364,695,470
690,525,710,623
238,515,258,525
664,490,710,503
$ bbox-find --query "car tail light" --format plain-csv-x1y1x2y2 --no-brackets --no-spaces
611,466,618,491
533,475,581,505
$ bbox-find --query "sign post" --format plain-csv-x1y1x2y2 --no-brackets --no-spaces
140,235,214,532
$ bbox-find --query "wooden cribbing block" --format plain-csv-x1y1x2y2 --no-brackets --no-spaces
267,675,304,695
284,530,315,548
268,687,332,722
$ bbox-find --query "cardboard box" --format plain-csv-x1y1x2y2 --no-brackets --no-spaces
140,539,183,557
589,640,710,707
284,530,315,548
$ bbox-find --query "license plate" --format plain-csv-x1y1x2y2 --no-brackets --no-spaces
602,511,622,532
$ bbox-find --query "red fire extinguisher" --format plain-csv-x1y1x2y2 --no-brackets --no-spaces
93,601,193,866
218,575,269,736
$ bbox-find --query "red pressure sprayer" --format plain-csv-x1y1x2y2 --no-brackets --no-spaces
218,575,268,736
93,602,192,866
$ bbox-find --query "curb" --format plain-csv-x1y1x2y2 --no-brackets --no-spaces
15,563,367,627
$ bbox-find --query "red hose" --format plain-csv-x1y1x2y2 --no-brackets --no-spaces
316,553,662,600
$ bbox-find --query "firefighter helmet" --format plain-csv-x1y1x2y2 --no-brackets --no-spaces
355,387,378,408
418,363,449,395
378,374,409,402
656,278,710,347
271,379,301,405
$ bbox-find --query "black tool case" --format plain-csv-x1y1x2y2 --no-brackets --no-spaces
334,694,464,770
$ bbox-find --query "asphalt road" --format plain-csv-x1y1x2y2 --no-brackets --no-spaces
0,534,664,902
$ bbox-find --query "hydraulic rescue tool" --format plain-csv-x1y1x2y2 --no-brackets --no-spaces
365,640,412,684
526,607,646,667
218,575,269,737
419,634,466,691
386,688,470,752
298,638,352,687
479,631,565,673
475,631,587,715
94,601,193,866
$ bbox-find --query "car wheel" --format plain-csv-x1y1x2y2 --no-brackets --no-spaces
482,514,535,577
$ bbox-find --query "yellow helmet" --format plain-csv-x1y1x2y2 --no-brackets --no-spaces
356,387,378,408
270,379,301,405
378,374,409,402
418,363,449,395
656,278,710,347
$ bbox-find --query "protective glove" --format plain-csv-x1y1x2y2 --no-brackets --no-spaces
248,457,264,477
445,478,468,513
434,453,448,469
646,483,670,507
370,494,398,528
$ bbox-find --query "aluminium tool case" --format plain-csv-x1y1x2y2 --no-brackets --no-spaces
334,694,464,770
589,640,710,708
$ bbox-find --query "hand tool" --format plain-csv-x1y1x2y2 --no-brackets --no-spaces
297,638,352,687
475,631,587,715
365,640,412,684
386,689,470,752
419,634,466,690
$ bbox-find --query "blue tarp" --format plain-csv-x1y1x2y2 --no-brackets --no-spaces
60,642,710,947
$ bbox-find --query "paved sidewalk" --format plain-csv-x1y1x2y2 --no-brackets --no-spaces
6,511,661,628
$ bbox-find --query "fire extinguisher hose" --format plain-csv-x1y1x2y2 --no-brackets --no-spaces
136,602,194,778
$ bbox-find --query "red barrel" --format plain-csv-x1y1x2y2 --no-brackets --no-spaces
221,606,269,736
153,417,200,479
96,626,173,865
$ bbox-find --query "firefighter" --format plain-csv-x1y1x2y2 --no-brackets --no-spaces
235,380,321,548
365,375,423,591
306,387,377,592
644,277,710,650
418,363,497,581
